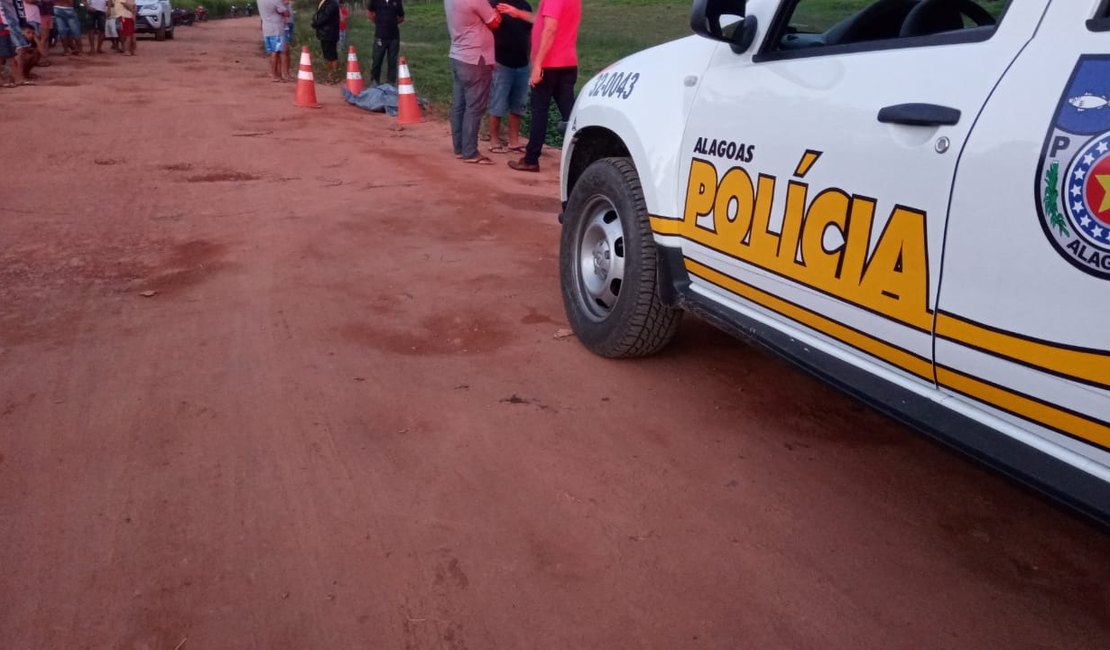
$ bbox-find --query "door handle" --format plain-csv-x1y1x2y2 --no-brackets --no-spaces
877,103,961,127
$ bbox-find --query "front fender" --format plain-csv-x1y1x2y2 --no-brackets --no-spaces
561,36,718,220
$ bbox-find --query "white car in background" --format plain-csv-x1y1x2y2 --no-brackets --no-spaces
136,0,175,40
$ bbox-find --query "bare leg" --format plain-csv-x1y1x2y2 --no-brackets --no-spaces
270,53,282,81
508,113,522,149
488,115,502,148
128,34,135,55
10,53,25,83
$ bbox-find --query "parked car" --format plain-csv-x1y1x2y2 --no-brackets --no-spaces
558,0,1110,523
136,0,175,40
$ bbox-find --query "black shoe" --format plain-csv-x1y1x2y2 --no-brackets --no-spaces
508,157,539,172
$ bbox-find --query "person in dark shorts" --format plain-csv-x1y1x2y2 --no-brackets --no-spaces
85,0,107,53
366,0,403,86
486,0,530,154
311,0,340,83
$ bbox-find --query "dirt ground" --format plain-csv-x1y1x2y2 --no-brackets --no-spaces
0,18,1107,650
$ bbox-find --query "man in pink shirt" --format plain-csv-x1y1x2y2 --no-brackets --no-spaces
499,0,580,172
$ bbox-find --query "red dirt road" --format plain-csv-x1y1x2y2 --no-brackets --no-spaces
1,19,1107,650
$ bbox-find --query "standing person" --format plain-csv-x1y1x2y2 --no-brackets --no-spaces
23,0,40,39
37,0,51,60
444,0,500,164
258,0,288,82
104,0,120,51
52,0,83,54
0,4,28,86
110,0,134,55
500,0,580,172
282,0,294,80
486,0,530,154
85,0,106,53
1,0,31,53
366,0,401,86
311,0,339,84
337,0,347,44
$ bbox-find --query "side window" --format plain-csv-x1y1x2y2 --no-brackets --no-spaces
768,0,1010,56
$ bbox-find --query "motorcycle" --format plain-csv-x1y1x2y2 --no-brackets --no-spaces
171,7,196,25
195,5,208,21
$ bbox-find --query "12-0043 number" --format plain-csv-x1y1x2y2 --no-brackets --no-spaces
589,71,640,100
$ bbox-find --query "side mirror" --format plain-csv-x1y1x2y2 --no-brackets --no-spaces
690,0,759,54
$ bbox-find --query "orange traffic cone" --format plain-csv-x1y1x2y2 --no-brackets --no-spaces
345,46,364,96
294,46,321,109
396,56,421,125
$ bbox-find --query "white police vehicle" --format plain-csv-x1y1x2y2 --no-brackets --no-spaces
559,0,1110,523
136,0,175,40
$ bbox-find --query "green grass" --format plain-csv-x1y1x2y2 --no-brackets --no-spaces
295,0,692,120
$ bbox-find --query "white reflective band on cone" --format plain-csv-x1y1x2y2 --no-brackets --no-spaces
398,65,410,78
298,70,314,80
347,72,361,79
299,52,312,65
398,83,415,94
348,54,357,61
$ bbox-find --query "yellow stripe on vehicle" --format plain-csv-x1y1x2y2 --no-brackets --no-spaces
937,367,1110,451
936,312,1110,391
684,259,934,381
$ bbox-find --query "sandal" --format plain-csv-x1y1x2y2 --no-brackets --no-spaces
1,82,14,88
462,155,494,165
19,80,35,86
508,144,526,153
489,144,510,154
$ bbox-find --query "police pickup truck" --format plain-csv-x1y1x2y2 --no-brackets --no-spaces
558,0,1110,522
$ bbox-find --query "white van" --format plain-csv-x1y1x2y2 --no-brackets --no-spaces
558,0,1110,523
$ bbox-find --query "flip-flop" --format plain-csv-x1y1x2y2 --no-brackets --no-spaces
1,82,15,88
462,155,494,165
19,80,36,86
508,145,526,153
489,144,510,154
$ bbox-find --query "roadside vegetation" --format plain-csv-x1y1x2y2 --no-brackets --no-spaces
291,0,691,142
171,0,243,19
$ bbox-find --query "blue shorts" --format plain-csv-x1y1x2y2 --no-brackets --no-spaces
263,34,286,55
489,63,529,117
0,0,28,49
54,6,82,39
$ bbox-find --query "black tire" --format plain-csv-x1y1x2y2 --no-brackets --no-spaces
155,26,166,41
559,157,682,358
166,26,175,39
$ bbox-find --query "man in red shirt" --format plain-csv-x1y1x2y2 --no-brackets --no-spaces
499,0,581,172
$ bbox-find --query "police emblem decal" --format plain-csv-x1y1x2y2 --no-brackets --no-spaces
1037,56,1110,278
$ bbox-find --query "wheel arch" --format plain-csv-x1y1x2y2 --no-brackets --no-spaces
564,126,632,203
